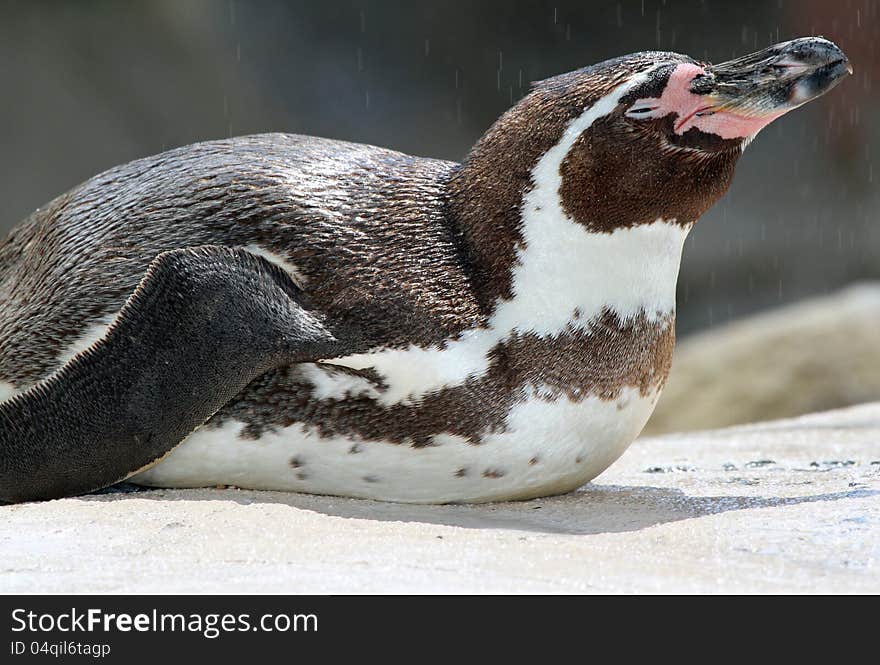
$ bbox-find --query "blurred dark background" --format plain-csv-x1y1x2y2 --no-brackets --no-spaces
1,0,877,334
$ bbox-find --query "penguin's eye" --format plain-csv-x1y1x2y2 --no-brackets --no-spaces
625,104,659,119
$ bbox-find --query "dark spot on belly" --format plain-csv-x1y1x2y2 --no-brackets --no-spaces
363,475,380,483
455,467,468,478
296,471,309,481
289,456,305,469
482,468,506,479
349,444,362,454
529,456,540,465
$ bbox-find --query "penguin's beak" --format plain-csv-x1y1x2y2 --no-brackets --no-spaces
691,37,852,120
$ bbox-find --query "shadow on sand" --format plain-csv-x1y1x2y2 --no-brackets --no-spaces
84,482,877,536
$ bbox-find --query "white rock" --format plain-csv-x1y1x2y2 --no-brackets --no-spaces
646,283,880,435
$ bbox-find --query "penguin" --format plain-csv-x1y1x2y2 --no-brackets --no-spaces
0,37,851,504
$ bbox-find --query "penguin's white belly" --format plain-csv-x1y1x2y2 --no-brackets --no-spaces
132,383,659,503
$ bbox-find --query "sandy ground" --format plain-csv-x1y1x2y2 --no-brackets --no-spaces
2,403,878,594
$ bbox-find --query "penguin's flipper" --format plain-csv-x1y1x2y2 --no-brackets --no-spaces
0,246,344,503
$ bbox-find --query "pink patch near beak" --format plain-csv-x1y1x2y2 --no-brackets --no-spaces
637,63,787,140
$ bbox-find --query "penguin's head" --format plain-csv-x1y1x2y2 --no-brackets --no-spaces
537,36,851,232
620,36,851,150
450,37,850,304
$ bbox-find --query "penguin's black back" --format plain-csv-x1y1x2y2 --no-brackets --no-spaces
0,134,482,387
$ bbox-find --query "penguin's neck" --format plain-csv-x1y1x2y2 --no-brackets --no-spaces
446,101,690,332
